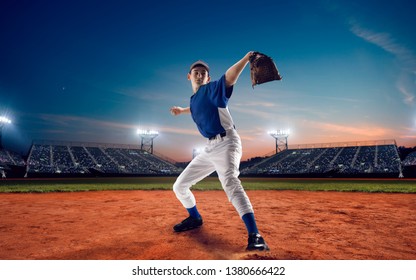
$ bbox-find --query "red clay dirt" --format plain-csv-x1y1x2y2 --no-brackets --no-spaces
0,190,415,260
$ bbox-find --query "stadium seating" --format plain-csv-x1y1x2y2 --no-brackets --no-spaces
26,142,182,176
241,144,402,177
403,151,416,166
3,140,408,178
0,148,26,166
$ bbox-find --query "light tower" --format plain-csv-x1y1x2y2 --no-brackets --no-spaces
268,129,290,154
0,116,12,149
137,129,159,154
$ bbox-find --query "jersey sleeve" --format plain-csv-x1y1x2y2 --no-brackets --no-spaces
208,74,234,108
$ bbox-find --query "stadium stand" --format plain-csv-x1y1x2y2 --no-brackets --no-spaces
0,148,26,178
2,139,413,178
401,151,416,177
403,151,416,166
0,148,26,167
26,140,182,177
241,140,403,177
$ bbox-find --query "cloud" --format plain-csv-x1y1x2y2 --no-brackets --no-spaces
397,83,415,105
232,101,330,120
396,70,416,105
231,106,277,120
157,126,199,136
349,20,415,63
233,101,276,108
313,95,363,103
37,114,135,130
306,120,392,138
349,20,416,105
35,113,199,138
399,125,416,139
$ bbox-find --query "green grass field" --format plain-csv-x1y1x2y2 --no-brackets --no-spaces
1,177,415,193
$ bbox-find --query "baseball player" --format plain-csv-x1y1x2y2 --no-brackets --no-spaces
170,51,269,251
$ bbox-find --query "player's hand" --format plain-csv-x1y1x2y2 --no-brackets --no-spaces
245,51,255,61
170,106,183,116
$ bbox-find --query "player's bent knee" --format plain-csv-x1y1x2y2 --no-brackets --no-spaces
173,180,189,197
172,181,181,195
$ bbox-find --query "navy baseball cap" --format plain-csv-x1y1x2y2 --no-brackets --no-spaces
189,60,210,73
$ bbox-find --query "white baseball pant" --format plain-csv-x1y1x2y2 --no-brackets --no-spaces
173,129,254,218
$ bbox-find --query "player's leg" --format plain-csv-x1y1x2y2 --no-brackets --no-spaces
212,131,269,251
172,151,215,232
210,131,253,216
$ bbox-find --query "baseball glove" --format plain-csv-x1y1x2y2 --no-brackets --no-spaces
249,52,282,88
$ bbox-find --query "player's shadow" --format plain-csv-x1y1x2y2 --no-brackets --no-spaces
184,228,238,259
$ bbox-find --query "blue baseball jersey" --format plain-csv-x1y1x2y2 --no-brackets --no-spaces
190,74,235,139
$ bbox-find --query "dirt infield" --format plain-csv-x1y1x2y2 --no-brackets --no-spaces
0,190,415,260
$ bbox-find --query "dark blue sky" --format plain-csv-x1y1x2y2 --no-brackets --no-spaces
1,0,415,161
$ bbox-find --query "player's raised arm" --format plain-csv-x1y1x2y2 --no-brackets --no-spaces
225,51,254,87
170,106,190,116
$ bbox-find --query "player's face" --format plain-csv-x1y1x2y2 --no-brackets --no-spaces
188,67,210,86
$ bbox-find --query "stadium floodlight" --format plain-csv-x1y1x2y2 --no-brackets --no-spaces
0,116,11,125
268,129,290,154
137,129,159,137
137,129,159,154
0,116,12,149
268,129,290,138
